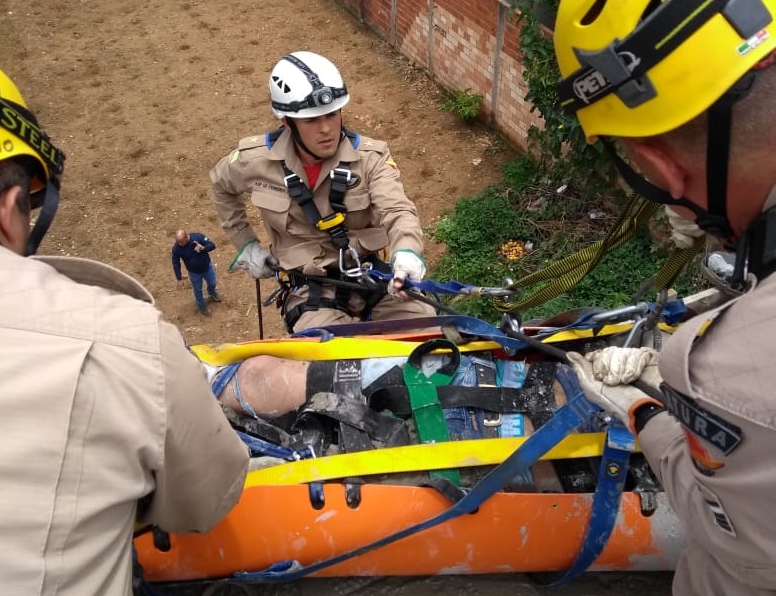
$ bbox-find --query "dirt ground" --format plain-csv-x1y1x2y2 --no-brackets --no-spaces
2,0,674,593
4,0,519,345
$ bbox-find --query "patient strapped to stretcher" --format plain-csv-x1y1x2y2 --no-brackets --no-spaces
199,338,657,497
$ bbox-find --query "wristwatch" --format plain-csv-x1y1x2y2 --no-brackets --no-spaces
633,402,666,434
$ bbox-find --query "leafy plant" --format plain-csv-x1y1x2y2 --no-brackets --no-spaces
439,88,484,123
508,0,616,197
429,153,707,324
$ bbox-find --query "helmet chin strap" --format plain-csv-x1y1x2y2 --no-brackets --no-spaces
25,181,59,256
602,66,763,251
702,69,760,244
285,118,322,161
602,139,711,227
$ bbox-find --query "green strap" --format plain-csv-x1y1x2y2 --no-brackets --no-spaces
403,339,461,486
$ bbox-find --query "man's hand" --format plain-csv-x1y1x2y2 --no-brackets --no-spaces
229,240,279,279
176,278,186,290
665,206,704,249
567,347,663,432
193,241,204,253
389,249,427,298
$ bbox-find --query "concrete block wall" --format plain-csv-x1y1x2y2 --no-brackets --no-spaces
334,0,544,151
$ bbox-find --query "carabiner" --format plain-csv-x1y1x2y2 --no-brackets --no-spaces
339,246,363,278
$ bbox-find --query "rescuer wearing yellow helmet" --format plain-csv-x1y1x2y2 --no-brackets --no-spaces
0,69,248,594
554,0,776,594
0,68,64,255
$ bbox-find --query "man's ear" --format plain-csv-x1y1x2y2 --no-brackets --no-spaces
628,141,688,200
0,186,25,251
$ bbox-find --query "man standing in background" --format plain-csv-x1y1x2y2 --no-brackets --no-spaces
172,228,221,315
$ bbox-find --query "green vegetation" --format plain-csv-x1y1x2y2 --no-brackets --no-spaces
439,88,485,123
510,0,616,198
428,154,706,323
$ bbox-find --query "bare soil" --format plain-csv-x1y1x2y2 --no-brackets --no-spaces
4,0,518,344
2,0,673,593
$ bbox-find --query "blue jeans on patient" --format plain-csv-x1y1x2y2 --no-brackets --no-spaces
188,262,218,308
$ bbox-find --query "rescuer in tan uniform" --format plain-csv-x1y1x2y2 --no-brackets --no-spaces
551,0,776,593
210,51,435,333
0,68,249,596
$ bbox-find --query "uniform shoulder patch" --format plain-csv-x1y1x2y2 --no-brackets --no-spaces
357,136,388,153
661,384,743,455
238,134,269,151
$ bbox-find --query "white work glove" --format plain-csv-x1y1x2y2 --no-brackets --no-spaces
229,240,279,279
389,249,427,296
665,206,704,249
586,346,659,385
567,347,663,432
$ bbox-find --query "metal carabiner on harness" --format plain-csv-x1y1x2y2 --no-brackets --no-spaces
339,245,363,278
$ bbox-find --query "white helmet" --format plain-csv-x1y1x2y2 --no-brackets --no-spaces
269,51,350,119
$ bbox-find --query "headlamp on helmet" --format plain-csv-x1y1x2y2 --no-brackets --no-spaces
553,0,776,141
269,51,350,119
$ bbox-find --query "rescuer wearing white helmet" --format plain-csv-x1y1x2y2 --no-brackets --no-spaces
551,0,776,593
0,68,248,594
210,51,435,333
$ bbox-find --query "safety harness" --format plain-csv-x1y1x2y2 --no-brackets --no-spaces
265,126,391,331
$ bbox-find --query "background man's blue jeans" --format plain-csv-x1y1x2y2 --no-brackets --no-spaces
188,262,218,308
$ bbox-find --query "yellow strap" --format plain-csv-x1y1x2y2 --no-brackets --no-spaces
655,235,705,290
191,321,673,366
494,198,704,314
190,338,503,366
529,321,676,343
495,197,659,313
244,432,636,486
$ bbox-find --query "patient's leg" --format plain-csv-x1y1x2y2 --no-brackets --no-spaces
209,355,405,420
211,355,310,418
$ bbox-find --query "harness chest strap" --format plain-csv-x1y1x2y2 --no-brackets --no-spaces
281,161,352,252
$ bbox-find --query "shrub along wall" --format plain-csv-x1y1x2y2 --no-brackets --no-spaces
333,0,543,150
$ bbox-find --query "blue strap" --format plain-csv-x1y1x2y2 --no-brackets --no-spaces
210,362,240,398
364,269,687,326
292,314,533,352
234,430,314,461
228,389,600,582
537,365,636,585
366,269,483,296
552,420,635,584
211,361,262,420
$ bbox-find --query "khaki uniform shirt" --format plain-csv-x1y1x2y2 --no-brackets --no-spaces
0,249,248,596
210,127,425,275
641,248,776,592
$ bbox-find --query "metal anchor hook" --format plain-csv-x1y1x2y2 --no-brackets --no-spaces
339,246,363,278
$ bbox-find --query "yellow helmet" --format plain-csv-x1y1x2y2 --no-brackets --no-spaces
0,68,65,192
554,0,776,141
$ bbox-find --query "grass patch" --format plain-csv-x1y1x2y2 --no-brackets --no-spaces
429,153,707,324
